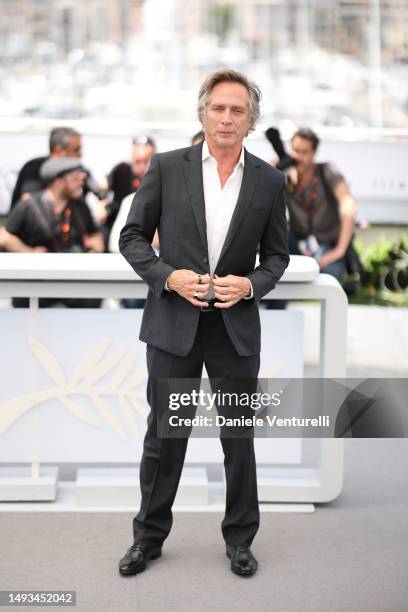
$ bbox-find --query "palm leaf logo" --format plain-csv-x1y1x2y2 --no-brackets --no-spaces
0,336,148,440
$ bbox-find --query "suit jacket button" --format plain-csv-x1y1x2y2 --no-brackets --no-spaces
203,257,208,263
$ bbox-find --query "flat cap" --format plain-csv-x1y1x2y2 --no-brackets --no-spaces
40,157,83,184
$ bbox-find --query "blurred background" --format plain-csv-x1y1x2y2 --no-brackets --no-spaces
0,0,407,127
0,0,407,314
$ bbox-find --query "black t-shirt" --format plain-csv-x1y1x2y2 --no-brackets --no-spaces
108,162,142,204
5,191,98,252
10,156,47,208
104,162,142,231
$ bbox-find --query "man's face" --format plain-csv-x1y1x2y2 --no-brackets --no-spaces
290,137,316,172
131,144,155,178
60,169,86,200
63,136,82,158
202,81,251,150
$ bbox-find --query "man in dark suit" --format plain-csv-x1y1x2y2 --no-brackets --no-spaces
118,69,289,578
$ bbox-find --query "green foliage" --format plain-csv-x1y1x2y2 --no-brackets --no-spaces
349,236,408,306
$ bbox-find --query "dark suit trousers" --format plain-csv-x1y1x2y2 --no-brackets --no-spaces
133,308,260,547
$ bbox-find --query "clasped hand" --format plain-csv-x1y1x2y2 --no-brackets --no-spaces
167,270,251,309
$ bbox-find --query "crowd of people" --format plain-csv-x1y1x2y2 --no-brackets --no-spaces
0,124,358,308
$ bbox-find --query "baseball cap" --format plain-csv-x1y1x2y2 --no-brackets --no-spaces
40,157,83,184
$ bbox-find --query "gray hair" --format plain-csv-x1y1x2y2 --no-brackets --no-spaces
197,69,261,134
49,127,80,153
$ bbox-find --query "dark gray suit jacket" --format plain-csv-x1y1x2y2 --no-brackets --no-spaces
119,141,289,357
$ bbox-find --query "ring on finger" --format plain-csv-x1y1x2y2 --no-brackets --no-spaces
194,291,199,299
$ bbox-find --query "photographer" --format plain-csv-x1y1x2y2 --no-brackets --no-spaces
0,157,104,308
266,126,358,280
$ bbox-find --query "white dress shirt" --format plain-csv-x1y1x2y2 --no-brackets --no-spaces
202,139,251,299
109,192,134,253
202,139,243,277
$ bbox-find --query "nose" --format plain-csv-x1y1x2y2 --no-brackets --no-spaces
220,110,232,124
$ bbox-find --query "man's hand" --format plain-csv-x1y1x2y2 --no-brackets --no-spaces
287,166,298,185
317,249,342,270
93,199,109,225
212,274,251,309
167,270,211,307
83,232,105,253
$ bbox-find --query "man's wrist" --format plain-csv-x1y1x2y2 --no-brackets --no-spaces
165,271,176,292
325,246,343,261
332,245,346,259
243,279,253,300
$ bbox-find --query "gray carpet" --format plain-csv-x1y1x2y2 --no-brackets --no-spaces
1,439,408,612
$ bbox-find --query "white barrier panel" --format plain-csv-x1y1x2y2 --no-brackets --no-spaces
0,309,303,465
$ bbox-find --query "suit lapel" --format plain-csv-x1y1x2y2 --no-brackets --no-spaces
216,150,260,266
183,142,208,254
183,144,260,262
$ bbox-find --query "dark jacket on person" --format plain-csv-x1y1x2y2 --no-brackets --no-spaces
119,142,289,357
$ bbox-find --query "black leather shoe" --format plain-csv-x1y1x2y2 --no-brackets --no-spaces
226,544,258,577
119,542,162,576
